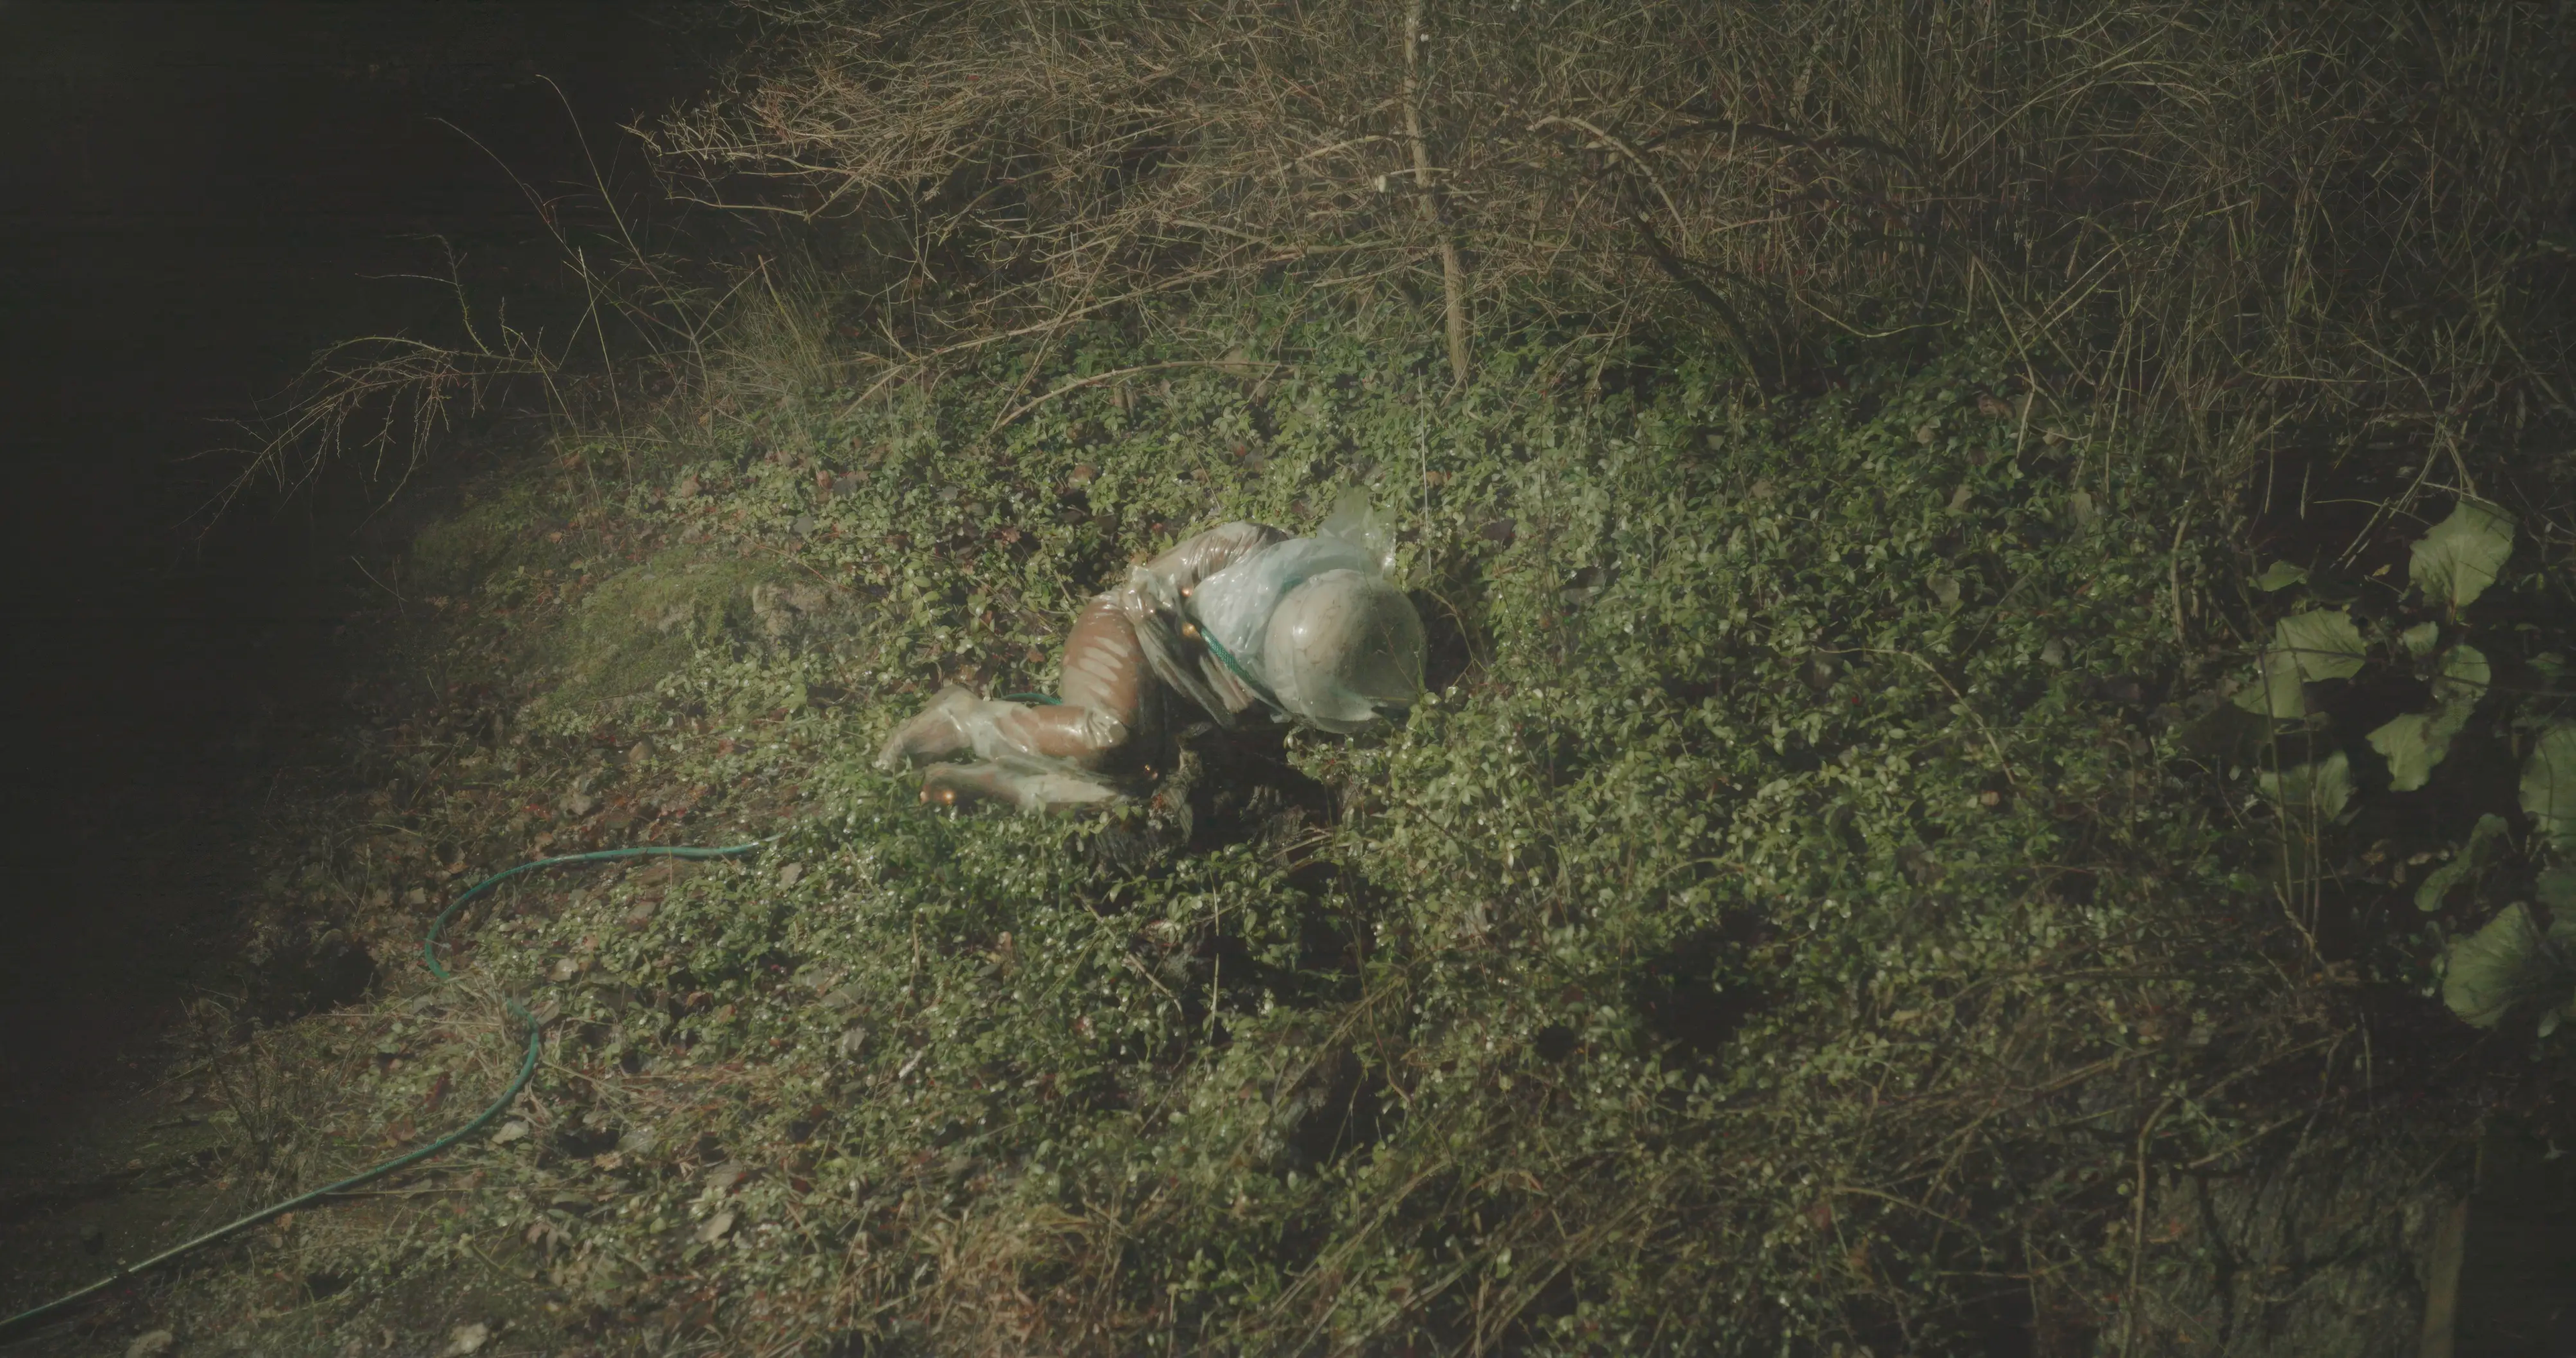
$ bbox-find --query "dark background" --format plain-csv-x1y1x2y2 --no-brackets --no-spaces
0,1,720,1101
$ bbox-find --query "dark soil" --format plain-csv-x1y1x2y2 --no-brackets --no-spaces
0,2,717,1340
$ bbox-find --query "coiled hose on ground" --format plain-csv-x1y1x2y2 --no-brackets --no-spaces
0,838,772,1341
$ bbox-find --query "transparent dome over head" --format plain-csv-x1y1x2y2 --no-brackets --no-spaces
1265,569,1425,732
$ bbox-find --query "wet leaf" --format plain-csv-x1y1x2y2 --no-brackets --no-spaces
2411,499,2514,613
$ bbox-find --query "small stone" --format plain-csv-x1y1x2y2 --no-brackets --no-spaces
442,1322,490,1356
837,1025,870,1058
676,475,702,498
778,863,804,889
125,1331,174,1358
627,740,652,767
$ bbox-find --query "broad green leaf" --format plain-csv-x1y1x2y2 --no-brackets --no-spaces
2443,903,2570,1028
2367,644,2488,791
2231,647,2308,718
2400,622,2442,658
2416,813,2510,912
2253,561,2309,592
2434,642,2491,707
2258,750,2353,822
2275,609,2367,681
2234,610,2363,718
2522,724,2576,852
2410,499,2516,613
2536,865,2576,916
2371,712,2453,792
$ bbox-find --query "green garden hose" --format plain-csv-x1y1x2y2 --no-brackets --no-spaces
0,838,772,1341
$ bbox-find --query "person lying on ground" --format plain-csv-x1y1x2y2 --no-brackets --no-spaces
876,491,1426,811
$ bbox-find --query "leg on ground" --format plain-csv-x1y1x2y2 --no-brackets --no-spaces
875,598,1153,773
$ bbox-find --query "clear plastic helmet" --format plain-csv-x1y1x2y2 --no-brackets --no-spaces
1262,569,1426,733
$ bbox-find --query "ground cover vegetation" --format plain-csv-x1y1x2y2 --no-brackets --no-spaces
23,0,2576,1354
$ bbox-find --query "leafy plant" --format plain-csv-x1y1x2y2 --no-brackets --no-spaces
2233,496,2576,1033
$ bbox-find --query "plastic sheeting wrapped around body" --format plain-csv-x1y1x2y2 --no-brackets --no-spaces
877,491,1424,811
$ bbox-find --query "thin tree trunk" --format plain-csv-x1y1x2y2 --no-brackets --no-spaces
1401,0,1470,389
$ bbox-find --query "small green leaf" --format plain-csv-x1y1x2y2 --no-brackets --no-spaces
2443,903,2571,1028
2416,813,2510,912
2253,561,2309,592
2522,724,2576,852
2275,609,2367,682
2410,499,2515,613
2258,750,2353,822
2400,622,2442,658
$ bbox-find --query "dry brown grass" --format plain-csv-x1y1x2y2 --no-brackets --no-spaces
651,0,2573,485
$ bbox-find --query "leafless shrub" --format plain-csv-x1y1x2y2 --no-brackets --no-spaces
182,997,342,1200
